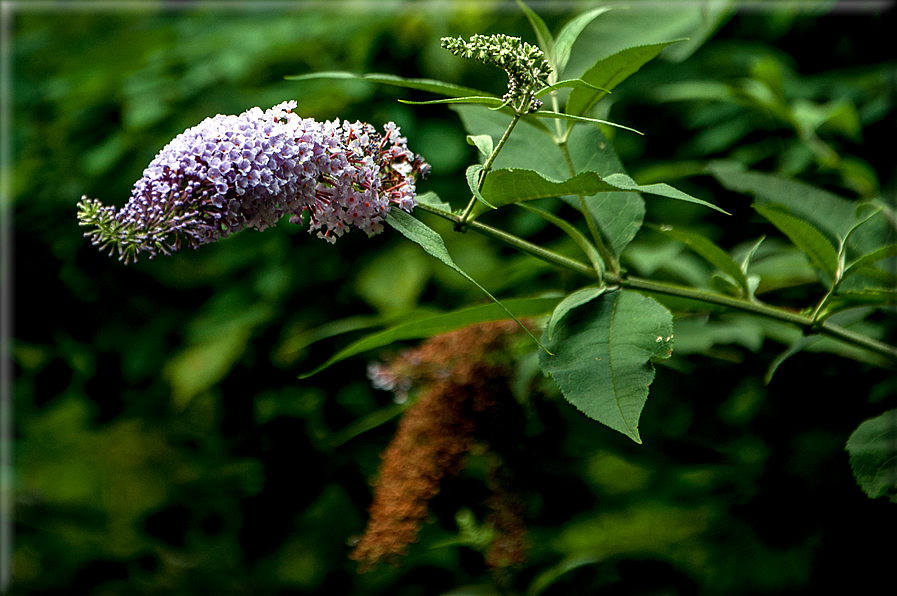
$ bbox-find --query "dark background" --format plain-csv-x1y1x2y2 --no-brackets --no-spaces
8,1,897,594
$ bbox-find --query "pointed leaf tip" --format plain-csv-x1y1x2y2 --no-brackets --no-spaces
539,290,673,443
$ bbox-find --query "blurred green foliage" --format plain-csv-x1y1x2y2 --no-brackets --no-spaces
9,1,897,594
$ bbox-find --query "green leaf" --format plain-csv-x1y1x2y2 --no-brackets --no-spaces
708,162,860,243
539,290,674,443
764,335,818,385
165,328,251,410
653,80,738,103
452,104,627,179
529,110,643,135
846,409,897,502
478,169,613,212
299,296,561,378
474,169,726,216
383,209,549,351
651,224,749,295
553,7,615,75
740,235,766,275
528,554,602,596
534,78,610,98
580,193,645,259
286,71,489,98
467,135,493,160
466,164,495,209
567,40,686,117
820,288,897,318
671,315,765,356
761,306,875,381
754,204,839,284
843,244,897,280
546,286,606,341
326,403,408,449
399,95,503,107
602,173,729,214
415,190,454,212
516,0,555,65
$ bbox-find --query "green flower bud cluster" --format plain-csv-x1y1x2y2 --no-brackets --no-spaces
441,34,552,113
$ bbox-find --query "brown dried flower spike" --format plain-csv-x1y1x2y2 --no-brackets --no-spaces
350,320,529,572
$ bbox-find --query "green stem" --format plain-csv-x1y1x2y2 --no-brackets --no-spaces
414,202,897,364
624,277,897,363
557,138,619,275
460,111,523,224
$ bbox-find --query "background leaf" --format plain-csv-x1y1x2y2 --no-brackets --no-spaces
566,40,686,117
516,0,555,64
553,7,615,75
843,244,897,280
754,203,839,284
846,409,897,502
708,162,863,242
652,224,750,294
539,290,674,443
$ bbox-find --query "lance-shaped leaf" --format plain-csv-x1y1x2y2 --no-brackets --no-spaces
651,224,750,295
843,244,897,281
708,162,861,243
466,164,494,209
478,169,611,213
754,204,839,285
400,96,503,107
299,296,561,378
601,173,729,213
286,71,488,98
517,0,554,62
567,40,686,117
819,288,897,319
535,79,610,98
529,110,644,135
846,409,897,502
539,290,674,444
554,7,615,75
475,169,726,216
383,209,548,352
765,309,872,383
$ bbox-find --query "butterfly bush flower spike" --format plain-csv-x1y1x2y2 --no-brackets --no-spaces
77,101,430,263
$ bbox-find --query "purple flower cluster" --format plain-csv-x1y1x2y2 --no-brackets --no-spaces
77,101,430,262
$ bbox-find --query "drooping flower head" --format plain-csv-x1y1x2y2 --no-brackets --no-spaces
77,101,430,263
440,34,552,113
